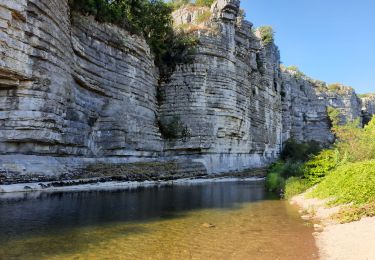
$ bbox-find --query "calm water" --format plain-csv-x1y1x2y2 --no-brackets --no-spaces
0,180,318,259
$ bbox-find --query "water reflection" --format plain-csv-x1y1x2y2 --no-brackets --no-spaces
0,180,265,240
0,180,318,259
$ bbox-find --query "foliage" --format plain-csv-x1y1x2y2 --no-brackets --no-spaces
158,32,198,79
265,170,285,193
168,0,190,9
284,177,312,199
334,118,375,162
327,106,341,128
303,149,339,185
265,161,304,193
280,117,375,223
358,93,375,98
195,10,211,23
310,160,375,205
327,83,354,95
169,0,214,9
69,0,197,73
195,0,215,7
257,26,274,45
286,65,305,79
158,116,191,140
280,139,321,162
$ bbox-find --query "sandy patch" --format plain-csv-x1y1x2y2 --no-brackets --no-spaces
292,192,375,260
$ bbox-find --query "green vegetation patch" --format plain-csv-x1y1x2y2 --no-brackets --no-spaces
195,10,211,23
284,177,312,199
310,160,375,205
69,0,198,77
358,93,375,98
257,26,274,45
286,65,305,80
303,149,339,185
169,0,215,10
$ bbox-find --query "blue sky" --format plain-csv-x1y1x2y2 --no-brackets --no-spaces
242,0,375,94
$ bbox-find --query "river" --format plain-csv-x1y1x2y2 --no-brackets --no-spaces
0,179,318,259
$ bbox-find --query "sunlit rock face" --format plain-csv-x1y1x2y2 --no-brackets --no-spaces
160,0,283,173
0,0,370,181
318,84,363,125
280,70,334,145
0,0,162,158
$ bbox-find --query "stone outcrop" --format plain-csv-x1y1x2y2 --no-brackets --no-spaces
160,0,282,173
280,69,334,144
361,94,375,125
0,0,373,183
317,84,362,125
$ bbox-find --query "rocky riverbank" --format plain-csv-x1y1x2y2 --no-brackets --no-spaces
291,192,375,260
0,165,266,193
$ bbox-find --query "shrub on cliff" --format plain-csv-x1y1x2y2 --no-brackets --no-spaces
169,0,214,9
69,0,197,73
195,0,215,7
286,65,305,80
327,106,341,128
257,26,274,45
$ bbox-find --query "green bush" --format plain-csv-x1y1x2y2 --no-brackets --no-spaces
303,149,339,185
169,0,214,9
327,106,342,128
265,171,285,193
169,0,190,9
257,26,274,45
284,177,312,199
195,0,215,7
69,0,197,75
310,160,375,205
265,161,304,193
285,66,305,80
280,139,321,162
195,10,211,23
334,117,375,162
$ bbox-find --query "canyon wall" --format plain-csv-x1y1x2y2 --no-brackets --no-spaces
361,94,375,125
0,0,372,183
161,0,283,173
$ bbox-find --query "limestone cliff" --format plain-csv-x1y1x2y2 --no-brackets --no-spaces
361,94,375,125
0,0,373,183
161,0,282,172
280,69,334,144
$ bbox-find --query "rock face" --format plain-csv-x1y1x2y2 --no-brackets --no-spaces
280,69,334,144
160,0,282,173
318,84,363,125
361,94,375,125
0,0,373,182
0,0,162,158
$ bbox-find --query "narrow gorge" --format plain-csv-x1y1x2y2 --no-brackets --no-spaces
0,0,374,184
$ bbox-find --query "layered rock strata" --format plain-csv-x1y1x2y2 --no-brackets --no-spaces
160,0,283,173
0,0,373,183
